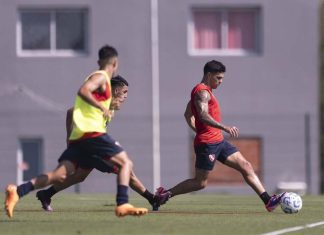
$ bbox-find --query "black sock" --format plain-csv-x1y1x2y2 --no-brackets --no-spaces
116,185,128,206
43,186,58,198
260,192,271,205
141,190,154,204
17,181,34,198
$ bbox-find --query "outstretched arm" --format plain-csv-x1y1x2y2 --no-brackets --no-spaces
184,101,196,132
194,90,239,137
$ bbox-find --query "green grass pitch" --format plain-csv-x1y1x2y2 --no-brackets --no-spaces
1,193,324,235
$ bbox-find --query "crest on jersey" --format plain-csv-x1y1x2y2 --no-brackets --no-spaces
208,154,216,162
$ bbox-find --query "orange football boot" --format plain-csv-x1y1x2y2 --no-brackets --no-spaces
115,203,148,217
4,184,19,218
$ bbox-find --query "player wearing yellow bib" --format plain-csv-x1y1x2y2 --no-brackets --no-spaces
69,69,112,141
4,45,148,218
35,75,158,212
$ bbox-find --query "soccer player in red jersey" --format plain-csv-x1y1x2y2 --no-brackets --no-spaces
155,60,285,212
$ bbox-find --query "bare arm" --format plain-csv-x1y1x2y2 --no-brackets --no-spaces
194,90,239,137
78,73,110,118
184,101,196,132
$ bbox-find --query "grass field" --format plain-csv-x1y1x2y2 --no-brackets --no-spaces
0,193,324,235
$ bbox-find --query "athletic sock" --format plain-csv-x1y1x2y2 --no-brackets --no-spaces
116,185,129,206
17,181,34,198
141,189,154,204
44,186,58,198
260,192,271,205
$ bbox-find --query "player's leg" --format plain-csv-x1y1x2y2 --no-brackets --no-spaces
37,167,92,211
83,154,149,197
109,151,132,186
89,154,156,210
5,160,75,218
84,134,148,217
107,151,148,216
33,160,76,189
36,144,91,211
155,142,217,206
154,168,209,206
128,170,157,210
171,168,209,196
129,170,146,195
224,151,265,193
223,149,286,212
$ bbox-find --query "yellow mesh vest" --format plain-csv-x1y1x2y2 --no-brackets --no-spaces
69,70,112,140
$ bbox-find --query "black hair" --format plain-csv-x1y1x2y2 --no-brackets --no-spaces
98,45,118,67
203,60,226,75
111,75,129,87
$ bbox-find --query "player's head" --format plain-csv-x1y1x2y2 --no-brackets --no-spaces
97,45,118,74
203,60,226,75
111,75,129,88
203,60,226,89
110,75,128,110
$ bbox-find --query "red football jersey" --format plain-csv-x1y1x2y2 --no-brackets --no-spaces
191,83,224,146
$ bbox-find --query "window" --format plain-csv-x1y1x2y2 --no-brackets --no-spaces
17,138,43,184
17,8,88,57
189,7,261,56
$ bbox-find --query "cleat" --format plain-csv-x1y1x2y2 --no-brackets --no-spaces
156,186,167,194
266,192,287,212
115,203,148,217
151,202,160,211
36,190,53,212
4,184,19,218
151,196,160,211
151,187,166,211
154,186,171,207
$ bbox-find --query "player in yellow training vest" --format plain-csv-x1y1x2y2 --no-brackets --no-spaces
4,45,148,218
69,70,112,140
35,75,159,212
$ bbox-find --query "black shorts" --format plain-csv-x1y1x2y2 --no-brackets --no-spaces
194,140,238,171
58,134,123,173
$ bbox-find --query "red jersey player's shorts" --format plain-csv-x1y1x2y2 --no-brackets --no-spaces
58,134,122,173
194,140,238,171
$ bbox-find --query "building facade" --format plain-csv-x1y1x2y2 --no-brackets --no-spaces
0,0,320,194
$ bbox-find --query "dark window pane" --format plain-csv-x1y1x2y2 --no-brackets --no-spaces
21,12,50,50
20,139,43,181
56,11,86,50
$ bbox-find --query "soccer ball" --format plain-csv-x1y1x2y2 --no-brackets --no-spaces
280,192,302,214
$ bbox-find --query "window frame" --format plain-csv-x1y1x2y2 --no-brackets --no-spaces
17,8,89,57
188,6,262,56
